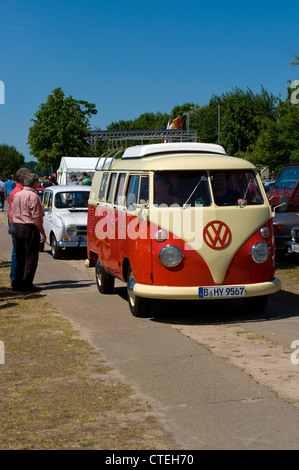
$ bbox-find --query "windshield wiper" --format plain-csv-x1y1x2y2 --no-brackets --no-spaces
183,177,206,209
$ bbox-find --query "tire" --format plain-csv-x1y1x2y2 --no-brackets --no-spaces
51,234,62,259
243,295,268,312
95,261,115,294
127,265,150,317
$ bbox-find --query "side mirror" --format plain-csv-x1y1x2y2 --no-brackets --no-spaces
277,195,288,212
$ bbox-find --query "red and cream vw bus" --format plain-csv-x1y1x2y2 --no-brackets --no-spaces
87,143,281,316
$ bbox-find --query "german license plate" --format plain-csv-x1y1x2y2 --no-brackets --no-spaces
199,286,245,298
290,243,299,254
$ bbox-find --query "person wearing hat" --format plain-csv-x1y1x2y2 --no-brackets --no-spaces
70,175,79,185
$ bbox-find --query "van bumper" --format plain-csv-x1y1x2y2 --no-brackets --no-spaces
133,278,282,300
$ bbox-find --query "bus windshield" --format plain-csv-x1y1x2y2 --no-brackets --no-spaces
210,170,263,206
154,170,263,207
154,171,211,207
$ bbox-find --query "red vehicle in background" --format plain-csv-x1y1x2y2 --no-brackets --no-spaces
267,163,299,212
37,187,44,201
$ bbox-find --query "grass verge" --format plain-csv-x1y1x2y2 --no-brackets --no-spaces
0,259,173,450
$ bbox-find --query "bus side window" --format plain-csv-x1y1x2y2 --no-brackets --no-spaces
139,175,149,205
126,175,140,209
99,173,109,201
107,173,117,203
114,173,127,206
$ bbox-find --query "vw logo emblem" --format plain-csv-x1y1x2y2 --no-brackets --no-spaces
203,220,231,250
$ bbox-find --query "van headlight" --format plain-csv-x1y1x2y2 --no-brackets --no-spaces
251,242,269,264
67,226,77,236
159,245,183,267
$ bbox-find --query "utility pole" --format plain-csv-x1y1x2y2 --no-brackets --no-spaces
218,105,221,144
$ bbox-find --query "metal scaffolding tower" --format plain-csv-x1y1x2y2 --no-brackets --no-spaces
86,129,198,150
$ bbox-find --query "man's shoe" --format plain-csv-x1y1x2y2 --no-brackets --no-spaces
22,285,42,292
11,284,22,291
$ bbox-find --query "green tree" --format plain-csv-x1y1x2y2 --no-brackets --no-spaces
0,144,25,179
250,88,299,171
108,111,169,131
28,88,97,170
290,51,299,66
208,87,278,156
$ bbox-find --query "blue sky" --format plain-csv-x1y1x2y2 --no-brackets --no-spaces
0,0,298,162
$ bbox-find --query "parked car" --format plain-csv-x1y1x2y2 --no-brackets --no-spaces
267,163,299,212
37,186,44,201
289,226,299,256
262,179,276,193
273,212,299,255
41,185,90,258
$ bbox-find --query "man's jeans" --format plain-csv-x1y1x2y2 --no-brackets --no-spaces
0,193,4,210
9,222,17,286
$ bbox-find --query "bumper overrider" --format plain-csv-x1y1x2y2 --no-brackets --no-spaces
133,278,282,300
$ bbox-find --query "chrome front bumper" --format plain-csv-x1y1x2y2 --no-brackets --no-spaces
133,278,282,300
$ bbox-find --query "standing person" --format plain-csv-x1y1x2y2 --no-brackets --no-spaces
82,172,92,186
41,175,53,188
11,173,46,292
0,177,5,211
8,168,31,287
70,174,79,185
4,175,16,200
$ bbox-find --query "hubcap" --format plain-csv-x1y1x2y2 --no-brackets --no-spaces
128,272,135,307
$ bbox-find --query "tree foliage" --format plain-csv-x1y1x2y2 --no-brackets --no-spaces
28,88,97,170
25,80,299,175
0,144,25,179
108,111,169,131
250,88,299,171
290,51,299,67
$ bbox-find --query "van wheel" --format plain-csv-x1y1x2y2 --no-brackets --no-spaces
95,261,114,294
51,234,62,259
127,266,150,317
243,295,268,312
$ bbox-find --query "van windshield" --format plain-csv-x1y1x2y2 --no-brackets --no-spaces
154,171,211,207
210,170,263,206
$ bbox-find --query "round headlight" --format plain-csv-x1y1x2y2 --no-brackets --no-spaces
260,226,270,239
159,245,183,267
251,242,269,264
67,226,77,236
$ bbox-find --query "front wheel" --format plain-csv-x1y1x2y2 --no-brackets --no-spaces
95,261,115,294
127,266,150,317
51,234,62,259
243,295,268,312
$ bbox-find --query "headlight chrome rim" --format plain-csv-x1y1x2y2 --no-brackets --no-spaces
251,242,269,264
154,229,168,242
159,245,183,267
260,226,270,239
67,226,77,236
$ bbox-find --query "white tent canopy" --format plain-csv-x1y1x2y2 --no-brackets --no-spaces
56,157,99,185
